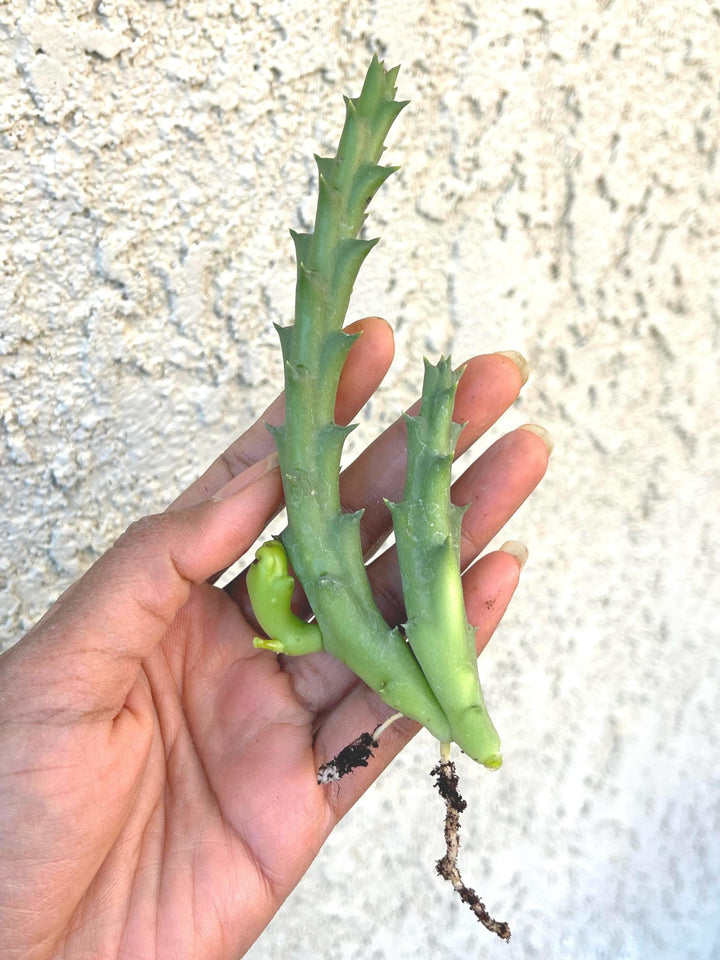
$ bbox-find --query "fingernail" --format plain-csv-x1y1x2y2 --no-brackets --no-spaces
213,451,280,501
495,350,529,386
499,540,529,569
519,423,554,457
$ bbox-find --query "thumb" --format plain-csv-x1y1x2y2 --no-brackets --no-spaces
6,452,282,719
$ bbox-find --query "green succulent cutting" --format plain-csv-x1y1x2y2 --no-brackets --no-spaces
246,55,501,770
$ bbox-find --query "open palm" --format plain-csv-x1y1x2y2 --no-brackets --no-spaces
0,318,549,960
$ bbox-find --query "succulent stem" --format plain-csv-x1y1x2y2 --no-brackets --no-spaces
247,57,502,765
388,358,501,768
265,56,451,740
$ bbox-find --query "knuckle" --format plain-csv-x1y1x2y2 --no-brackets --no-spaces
218,447,254,483
118,512,175,549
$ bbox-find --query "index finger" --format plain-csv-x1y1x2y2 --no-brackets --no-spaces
169,315,395,510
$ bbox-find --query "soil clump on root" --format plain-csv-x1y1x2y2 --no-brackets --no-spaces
432,758,511,941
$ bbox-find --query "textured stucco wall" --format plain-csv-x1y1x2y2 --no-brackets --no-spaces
2,2,719,958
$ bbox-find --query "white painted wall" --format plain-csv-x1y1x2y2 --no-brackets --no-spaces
2,2,719,957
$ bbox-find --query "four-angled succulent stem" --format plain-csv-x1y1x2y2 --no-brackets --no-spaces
247,56,502,767
388,358,501,766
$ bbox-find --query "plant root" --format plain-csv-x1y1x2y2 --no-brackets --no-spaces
431,757,511,942
317,712,405,783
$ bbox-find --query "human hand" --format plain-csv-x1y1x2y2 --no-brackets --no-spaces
0,317,550,960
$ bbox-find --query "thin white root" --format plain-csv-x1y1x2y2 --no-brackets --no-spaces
372,711,405,741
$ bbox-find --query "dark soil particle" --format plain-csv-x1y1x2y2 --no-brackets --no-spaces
317,732,379,783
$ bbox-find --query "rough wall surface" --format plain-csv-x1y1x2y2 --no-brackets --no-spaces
1,1,719,957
